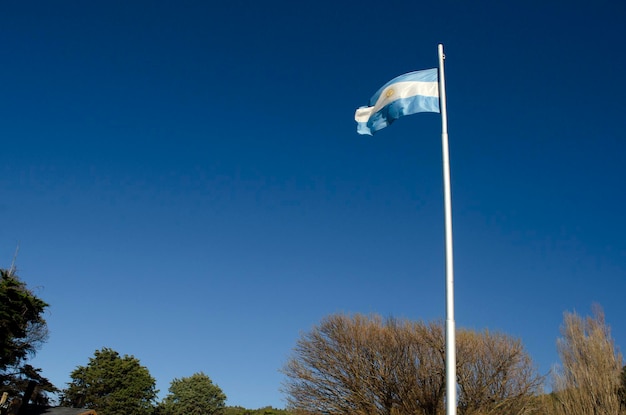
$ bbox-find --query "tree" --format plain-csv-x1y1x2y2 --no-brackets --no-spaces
282,313,541,415
0,267,55,403
619,366,626,410
158,372,226,415
397,319,447,415
551,305,624,415
282,314,432,415
61,348,157,415
456,329,543,415
0,268,48,371
223,406,292,415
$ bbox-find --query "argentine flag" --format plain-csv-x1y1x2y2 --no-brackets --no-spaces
355,68,440,135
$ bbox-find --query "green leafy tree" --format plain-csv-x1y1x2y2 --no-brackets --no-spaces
159,372,226,415
61,348,157,415
0,267,55,403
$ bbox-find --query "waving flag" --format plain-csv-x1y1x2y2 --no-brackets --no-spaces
355,68,439,135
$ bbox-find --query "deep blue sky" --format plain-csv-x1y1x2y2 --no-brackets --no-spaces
2,0,625,409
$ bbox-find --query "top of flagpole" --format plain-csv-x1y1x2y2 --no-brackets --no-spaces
437,44,448,135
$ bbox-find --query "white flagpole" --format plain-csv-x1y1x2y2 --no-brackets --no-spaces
438,43,457,415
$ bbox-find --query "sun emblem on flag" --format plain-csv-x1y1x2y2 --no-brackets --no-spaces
385,88,395,98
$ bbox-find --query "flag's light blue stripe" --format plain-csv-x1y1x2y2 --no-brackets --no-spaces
357,95,440,135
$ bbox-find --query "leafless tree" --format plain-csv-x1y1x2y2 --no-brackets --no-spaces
281,314,423,415
551,305,624,415
398,320,446,415
282,313,541,415
456,329,543,415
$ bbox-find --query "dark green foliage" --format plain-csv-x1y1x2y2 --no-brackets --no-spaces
159,372,226,415
61,348,157,415
0,268,48,370
0,268,54,402
2,364,57,405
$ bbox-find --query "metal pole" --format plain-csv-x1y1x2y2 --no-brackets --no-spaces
438,43,457,415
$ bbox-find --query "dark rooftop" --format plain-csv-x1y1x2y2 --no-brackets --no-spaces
18,406,96,415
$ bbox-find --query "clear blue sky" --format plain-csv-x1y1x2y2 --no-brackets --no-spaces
2,0,625,409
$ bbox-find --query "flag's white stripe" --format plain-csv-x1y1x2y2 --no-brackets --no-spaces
355,107,374,123
370,68,438,103
355,81,438,123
